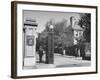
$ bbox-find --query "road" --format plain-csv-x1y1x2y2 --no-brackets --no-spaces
54,54,91,68
36,53,91,69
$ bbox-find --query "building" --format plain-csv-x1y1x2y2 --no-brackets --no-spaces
63,16,84,56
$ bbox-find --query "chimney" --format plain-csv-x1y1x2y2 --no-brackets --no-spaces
70,16,76,28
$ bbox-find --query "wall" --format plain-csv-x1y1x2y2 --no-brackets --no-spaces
0,0,100,80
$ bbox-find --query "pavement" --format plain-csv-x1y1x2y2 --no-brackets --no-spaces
35,53,91,69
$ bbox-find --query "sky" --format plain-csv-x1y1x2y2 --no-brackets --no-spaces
23,10,81,33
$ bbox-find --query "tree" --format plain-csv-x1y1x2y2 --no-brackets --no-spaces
38,18,74,49
53,19,74,47
78,13,91,42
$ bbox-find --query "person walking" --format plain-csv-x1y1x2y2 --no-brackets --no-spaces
38,46,44,63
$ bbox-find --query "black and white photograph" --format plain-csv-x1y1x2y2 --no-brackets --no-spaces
11,1,97,78
23,10,91,69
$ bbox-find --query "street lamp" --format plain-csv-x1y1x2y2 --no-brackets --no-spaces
46,24,54,64
49,25,54,30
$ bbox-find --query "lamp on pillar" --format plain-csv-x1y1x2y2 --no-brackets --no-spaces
49,25,54,30
46,24,54,64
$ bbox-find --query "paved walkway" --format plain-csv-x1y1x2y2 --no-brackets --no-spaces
35,53,91,69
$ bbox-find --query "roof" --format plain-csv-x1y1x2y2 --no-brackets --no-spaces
72,25,83,31
24,19,38,27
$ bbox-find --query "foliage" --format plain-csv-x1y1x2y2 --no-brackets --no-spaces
78,13,91,42
38,19,74,48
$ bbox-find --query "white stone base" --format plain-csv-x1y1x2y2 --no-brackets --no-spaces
24,57,36,68
36,64,56,69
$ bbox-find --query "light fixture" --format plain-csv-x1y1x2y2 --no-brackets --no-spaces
49,25,54,29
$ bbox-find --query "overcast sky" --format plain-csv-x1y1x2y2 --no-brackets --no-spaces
23,10,81,33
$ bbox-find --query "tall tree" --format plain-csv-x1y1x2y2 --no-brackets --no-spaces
78,13,91,42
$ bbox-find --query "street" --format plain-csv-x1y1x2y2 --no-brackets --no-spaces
54,54,91,67
36,53,91,69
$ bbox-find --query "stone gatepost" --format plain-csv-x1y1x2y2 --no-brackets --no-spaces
23,19,38,69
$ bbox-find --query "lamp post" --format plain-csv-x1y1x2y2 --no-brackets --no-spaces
46,25,54,64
